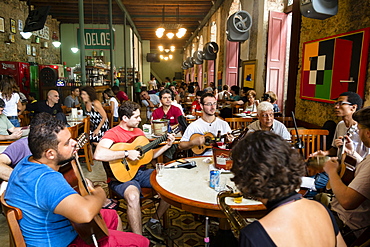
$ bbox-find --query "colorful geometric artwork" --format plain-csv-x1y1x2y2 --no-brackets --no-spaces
300,27,370,103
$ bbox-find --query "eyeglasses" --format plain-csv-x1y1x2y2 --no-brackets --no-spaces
261,113,274,118
203,102,217,106
334,101,353,106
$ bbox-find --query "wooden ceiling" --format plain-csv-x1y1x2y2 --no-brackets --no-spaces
27,0,214,50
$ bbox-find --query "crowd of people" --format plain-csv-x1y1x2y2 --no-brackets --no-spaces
0,74,369,246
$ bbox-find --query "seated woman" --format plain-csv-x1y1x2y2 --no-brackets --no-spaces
103,88,119,122
263,91,280,113
231,131,345,247
243,89,259,113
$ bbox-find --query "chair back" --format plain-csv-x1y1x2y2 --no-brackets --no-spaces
67,124,79,139
81,116,93,172
83,115,91,134
275,117,294,128
61,105,68,115
1,192,26,247
290,129,329,159
103,105,113,129
225,118,254,130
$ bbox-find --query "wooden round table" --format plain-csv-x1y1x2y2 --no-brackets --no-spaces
150,157,267,218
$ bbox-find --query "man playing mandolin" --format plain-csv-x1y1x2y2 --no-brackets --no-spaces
94,101,176,240
179,93,232,156
4,113,149,246
324,106,370,245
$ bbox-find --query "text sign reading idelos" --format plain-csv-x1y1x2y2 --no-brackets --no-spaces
77,28,114,50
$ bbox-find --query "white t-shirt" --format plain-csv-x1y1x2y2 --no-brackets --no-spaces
181,117,232,156
0,92,20,117
109,97,119,118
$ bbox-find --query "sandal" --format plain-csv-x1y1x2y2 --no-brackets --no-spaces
102,199,119,210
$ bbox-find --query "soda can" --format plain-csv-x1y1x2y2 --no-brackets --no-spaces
210,170,220,189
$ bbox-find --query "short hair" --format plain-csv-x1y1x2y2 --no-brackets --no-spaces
0,98,5,108
257,101,274,115
80,86,97,101
230,85,240,95
339,91,363,111
222,85,229,91
196,90,204,97
118,101,140,120
246,90,257,98
28,112,66,159
265,91,277,103
29,92,37,99
159,89,174,100
200,92,215,105
188,85,194,94
111,86,120,92
71,86,79,92
231,131,305,201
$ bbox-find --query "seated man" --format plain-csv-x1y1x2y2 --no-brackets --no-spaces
248,101,290,140
152,89,183,126
26,90,67,123
140,90,160,122
64,86,81,111
324,106,370,245
112,85,129,103
94,101,175,240
4,112,149,246
191,91,204,115
0,99,22,141
179,93,232,156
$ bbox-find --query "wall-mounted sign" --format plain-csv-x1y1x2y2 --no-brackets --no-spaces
10,19,16,33
32,26,49,40
18,20,23,31
77,28,114,50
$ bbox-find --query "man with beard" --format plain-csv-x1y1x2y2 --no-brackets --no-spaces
179,93,232,156
4,113,149,246
94,101,175,240
247,101,290,140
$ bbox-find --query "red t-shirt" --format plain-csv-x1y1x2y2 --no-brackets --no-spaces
116,91,129,102
152,105,182,125
192,100,201,111
102,125,144,143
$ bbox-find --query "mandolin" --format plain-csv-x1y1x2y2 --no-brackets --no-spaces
69,134,109,246
190,129,244,155
109,125,181,182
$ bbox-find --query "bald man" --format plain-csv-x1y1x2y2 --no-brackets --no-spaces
26,90,67,123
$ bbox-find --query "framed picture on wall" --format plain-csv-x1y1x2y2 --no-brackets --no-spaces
26,44,31,55
0,17,5,33
10,18,16,33
242,60,257,89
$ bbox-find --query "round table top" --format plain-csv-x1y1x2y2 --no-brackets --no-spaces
150,157,267,218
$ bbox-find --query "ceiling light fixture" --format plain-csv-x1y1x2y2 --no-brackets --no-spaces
20,32,32,39
166,32,174,39
51,32,61,48
158,45,164,51
71,47,79,53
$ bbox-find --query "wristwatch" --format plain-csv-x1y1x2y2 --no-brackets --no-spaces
124,150,129,158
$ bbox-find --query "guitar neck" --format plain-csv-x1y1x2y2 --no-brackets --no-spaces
73,154,91,195
140,134,168,154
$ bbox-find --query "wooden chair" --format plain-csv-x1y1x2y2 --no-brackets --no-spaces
18,111,31,127
275,117,294,128
61,105,68,115
225,117,254,130
290,129,329,159
1,192,26,247
103,105,114,129
77,116,93,172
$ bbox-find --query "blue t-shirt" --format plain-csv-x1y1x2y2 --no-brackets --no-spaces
5,156,78,247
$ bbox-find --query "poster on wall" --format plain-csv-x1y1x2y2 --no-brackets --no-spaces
242,60,257,89
0,17,4,33
300,27,370,103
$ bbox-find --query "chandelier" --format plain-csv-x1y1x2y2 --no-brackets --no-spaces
155,5,187,39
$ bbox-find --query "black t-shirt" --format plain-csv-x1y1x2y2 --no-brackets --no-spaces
26,100,62,116
239,206,339,247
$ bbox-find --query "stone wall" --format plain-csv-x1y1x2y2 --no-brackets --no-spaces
0,0,60,64
296,0,370,126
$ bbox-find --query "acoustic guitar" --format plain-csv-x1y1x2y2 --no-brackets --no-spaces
190,129,244,155
69,134,109,246
327,128,357,190
109,125,181,182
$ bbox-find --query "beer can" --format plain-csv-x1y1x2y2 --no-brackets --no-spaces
210,170,220,189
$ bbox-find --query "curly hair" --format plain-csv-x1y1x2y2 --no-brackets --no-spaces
29,112,66,159
118,101,140,120
231,131,305,201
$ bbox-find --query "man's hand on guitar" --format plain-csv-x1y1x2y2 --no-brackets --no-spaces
341,135,355,155
309,150,329,157
126,150,141,161
166,133,176,147
323,157,339,175
225,132,234,143
191,135,205,146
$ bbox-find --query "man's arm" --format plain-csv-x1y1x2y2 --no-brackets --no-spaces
0,131,22,141
94,138,140,162
0,154,12,181
152,133,176,158
178,136,205,150
324,158,366,210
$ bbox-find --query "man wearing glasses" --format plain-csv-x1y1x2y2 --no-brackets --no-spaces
247,101,290,139
179,93,232,156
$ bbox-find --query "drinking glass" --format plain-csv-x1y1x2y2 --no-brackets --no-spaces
156,163,164,177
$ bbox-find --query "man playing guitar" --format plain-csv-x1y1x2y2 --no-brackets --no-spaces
4,113,149,246
324,107,370,245
179,93,232,156
94,101,175,240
